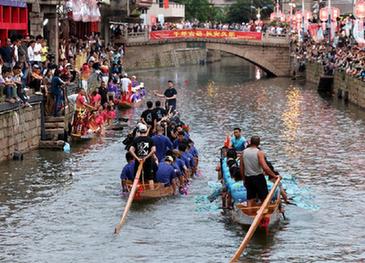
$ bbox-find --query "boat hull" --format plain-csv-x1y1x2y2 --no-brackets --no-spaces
229,197,282,227
127,182,174,201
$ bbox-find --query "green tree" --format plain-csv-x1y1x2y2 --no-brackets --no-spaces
175,0,214,22
226,0,273,23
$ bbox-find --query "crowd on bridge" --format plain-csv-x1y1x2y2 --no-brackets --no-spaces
293,17,365,81
151,21,288,36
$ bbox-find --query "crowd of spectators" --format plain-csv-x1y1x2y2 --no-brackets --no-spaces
293,18,365,81
0,32,126,116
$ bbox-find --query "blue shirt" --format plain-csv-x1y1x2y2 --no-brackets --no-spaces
120,161,135,180
173,158,186,177
231,136,246,151
173,138,188,149
152,134,173,161
155,162,175,185
51,76,64,95
182,152,194,169
189,145,198,157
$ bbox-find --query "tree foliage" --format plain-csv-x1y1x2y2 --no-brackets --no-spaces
226,0,273,23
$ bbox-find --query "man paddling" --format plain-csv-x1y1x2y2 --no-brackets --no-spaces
140,101,157,134
231,128,246,152
241,136,279,207
152,125,173,161
120,152,135,192
129,124,156,188
154,80,177,111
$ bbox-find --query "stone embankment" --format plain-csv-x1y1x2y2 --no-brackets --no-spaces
305,62,365,109
0,98,42,161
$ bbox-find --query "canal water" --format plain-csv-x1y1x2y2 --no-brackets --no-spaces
1,57,364,263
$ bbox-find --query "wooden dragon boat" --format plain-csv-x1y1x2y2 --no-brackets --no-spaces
126,182,174,201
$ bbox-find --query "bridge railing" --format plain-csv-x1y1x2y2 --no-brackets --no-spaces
114,29,289,45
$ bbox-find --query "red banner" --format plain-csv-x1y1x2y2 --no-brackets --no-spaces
164,0,169,8
150,29,262,41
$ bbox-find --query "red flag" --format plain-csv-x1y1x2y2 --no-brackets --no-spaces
163,0,169,8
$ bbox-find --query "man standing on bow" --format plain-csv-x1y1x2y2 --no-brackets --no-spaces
154,80,177,111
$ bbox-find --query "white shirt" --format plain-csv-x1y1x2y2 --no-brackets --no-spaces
12,45,18,63
121,77,131,92
34,42,42,62
27,46,35,62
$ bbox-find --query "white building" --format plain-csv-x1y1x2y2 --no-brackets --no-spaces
145,1,185,25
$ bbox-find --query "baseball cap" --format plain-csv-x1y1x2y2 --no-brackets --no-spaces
138,124,147,133
165,156,173,162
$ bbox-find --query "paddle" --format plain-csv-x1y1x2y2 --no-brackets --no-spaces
114,161,144,235
229,177,281,262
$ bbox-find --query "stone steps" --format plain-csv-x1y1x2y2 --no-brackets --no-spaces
45,122,65,129
39,140,65,149
45,116,64,123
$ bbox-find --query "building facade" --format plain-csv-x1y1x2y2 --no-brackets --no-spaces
145,1,185,25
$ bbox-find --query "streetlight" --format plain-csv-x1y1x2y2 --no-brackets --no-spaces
251,5,270,23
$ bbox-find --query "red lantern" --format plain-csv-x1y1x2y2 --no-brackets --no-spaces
319,7,329,21
332,7,340,20
295,12,302,22
355,0,365,19
304,10,312,20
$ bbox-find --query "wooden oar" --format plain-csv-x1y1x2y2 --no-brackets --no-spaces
229,177,281,262
114,161,144,235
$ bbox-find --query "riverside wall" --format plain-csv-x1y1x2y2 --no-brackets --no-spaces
305,62,365,109
125,45,207,70
0,98,42,162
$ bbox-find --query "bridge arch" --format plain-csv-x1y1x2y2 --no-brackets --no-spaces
124,39,290,77
205,42,287,77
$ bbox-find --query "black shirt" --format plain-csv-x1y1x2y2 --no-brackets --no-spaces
141,109,156,126
132,136,154,157
154,107,166,121
164,87,177,108
98,87,108,106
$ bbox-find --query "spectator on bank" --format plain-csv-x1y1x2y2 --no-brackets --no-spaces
0,39,13,69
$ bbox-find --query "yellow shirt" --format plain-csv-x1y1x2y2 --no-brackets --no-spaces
41,46,48,62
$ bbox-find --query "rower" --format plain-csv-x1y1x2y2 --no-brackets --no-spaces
129,124,156,189
152,125,173,161
172,149,189,182
72,88,96,136
173,131,188,149
241,136,279,207
120,152,135,192
231,128,246,152
178,144,193,171
140,101,157,134
155,156,177,194
154,80,177,111
153,100,167,123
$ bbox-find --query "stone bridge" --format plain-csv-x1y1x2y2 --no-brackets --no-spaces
123,36,291,77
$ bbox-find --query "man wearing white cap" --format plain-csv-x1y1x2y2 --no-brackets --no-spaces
129,124,156,187
121,73,131,94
